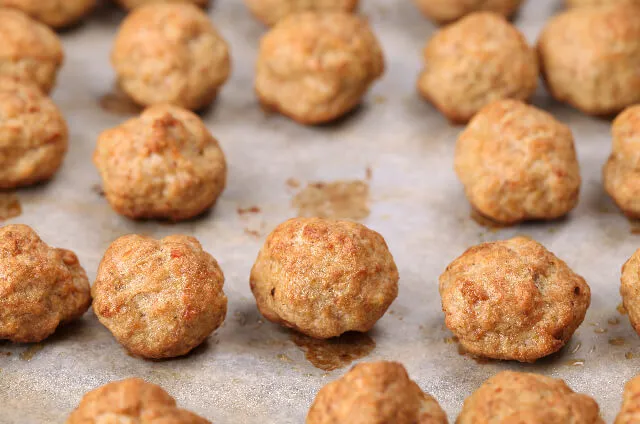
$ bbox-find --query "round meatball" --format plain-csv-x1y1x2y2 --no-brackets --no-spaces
0,78,68,189
0,224,91,343
111,3,230,111
615,375,640,424
255,12,384,125
250,217,398,339
92,234,227,359
566,0,640,7
455,99,580,224
307,361,448,424
93,104,227,221
67,378,210,424
458,371,603,424
0,8,63,93
0,0,95,28
245,0,358,26
418,12,538,124
413,0,524,24
439,237,590,362
538,5,640,116
604,106,640,218
620,249,640,337
116,0,209,10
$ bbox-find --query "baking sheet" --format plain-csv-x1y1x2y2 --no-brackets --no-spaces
0,0,636,422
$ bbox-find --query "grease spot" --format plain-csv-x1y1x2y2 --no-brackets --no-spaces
594,327,607,334
290,332,375,371
609,337,626,346
19,344,43,361
91,184,105,197
618,303,628,315
626,352,635,359
564,359,585,367
571,342,582,354
277,353,292,363
0,193,21,221
292,180,370,221
609,317,621,326
238,206,260,215
286,178,300,189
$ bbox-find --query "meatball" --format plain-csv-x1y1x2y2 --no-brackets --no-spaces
0,0,95,28
538,5,640,116
458,371,603,424
0,78,68,189
307,361,448,424
116,0,209,10
245,0,358,26
111,3,230,111
0,8,63,93
0,224,91,343
92,234,227,359
67,378,210,424
566,0,640,7
615,375,640,424
93,104,227,221
620,249,640,337
250,217,398,339
439,237,590,362
455,99,581,224
413,0,524,24
604,106,640,218
255,12,384,125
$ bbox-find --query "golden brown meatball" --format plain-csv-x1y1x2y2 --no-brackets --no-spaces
620,249,640,338
93,104,227,221
0,78,68,189
307,361,448,424
0,8,63,93
0,0,95,28
0,224,91,343
566,0,640,7
413,0,524,24
615,375,640,424
250,217,398,339
116,0,209,10
538,5,640,116
455,99,580,224
245,0,358,26
418,12,538,124
439,237,590,362
111,3,230,111
66,378,210,424
255,12,384,125
92,234,227,359
458,371,603,424
604,106,640,218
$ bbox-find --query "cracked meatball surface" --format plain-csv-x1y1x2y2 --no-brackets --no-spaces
0,78,68,189
250,217,398,339
67,378,210,424
439,237,590,362
0,0,95,28
255,12,384,125
418,12,538,124
116,0,209,10
455,99,580,224
458,371,603,424
245,0,358,26
604,106,640,218
92,234,227,359
413,0,524,24
0,224,91,343
538,5,640,116
307,361,448,424
0,8,63,93
111,3,230,111
93,104,227,221
615,375,640,424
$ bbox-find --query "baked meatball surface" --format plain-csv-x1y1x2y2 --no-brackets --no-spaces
255,12,384,125
439,237,590,362
0,0,95,28
0,78,68,189
616,375,640,424
418,12,538,124
538,5,640,116
93,104,227,221
620,249,640,337
307,361,448,424
604,106,640,218
0,224,91,343
566,0,640,7
117,0,209,10
66,378,210,424
413,0,524,24
458,371,603,424
455,99,580,224
111,3,230,111
0,8,63,93
245,0,358,26
92,234,227,359
250,217,398,339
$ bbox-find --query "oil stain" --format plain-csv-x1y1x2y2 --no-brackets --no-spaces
237,206,260,215
564,359,585,367
609,317,621,326
91,184,105,197
609,337,626,346
99,87,142,116
618,303,628,315
19,344,43,361
290,332,375,371
594,327,608,334
626,352,635,359
470,209,507,232
277,353,292,363
0,193,21,221
292,180,370,221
